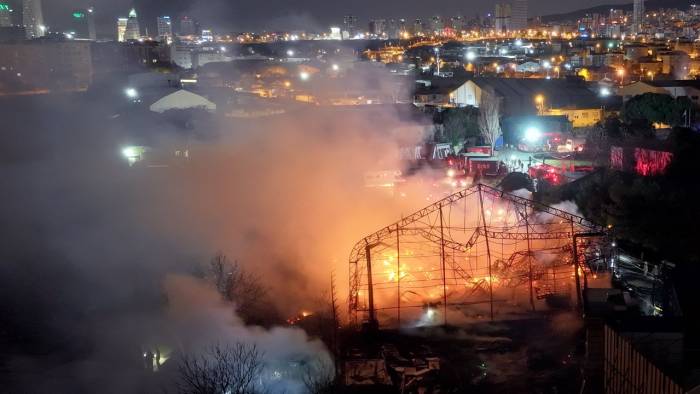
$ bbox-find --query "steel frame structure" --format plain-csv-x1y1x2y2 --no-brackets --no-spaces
348,184,607,327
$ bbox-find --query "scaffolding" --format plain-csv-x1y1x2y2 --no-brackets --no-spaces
348,184,608,327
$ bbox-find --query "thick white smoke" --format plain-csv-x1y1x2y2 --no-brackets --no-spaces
163,275,333,394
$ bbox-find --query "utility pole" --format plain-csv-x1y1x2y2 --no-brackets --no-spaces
571,221,583,310
477,184,495,321
330,272,340,375
525,206,535,311
396,223,401,328
439,204,448,325
365,243,377,328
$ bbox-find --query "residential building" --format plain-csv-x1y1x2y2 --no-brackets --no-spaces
413,77,472,108
459,78,614,117
495,4,511,33
0,40,92,93
179,16,196,36
544,107,603,128
430,16,443,33
413,19,423,35
511,0,528,31
369,19,386,37
618,80,700,104
633,0,645,34
343,15,358,38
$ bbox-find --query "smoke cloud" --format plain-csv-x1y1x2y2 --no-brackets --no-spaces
0,62,428,391
163,275,334,394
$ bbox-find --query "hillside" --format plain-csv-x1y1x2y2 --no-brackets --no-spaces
541,0,692,23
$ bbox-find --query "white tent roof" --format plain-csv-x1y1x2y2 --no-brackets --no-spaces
149,89,216,113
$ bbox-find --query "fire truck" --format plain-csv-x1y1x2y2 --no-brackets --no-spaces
528,163,566,186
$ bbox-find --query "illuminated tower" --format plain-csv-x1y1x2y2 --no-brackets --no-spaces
22,0,45,38
124,8,140,40
117,17,127,42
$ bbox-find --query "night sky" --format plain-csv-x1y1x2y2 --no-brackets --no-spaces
39,0,631,35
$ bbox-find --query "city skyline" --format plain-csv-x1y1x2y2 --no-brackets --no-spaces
34,0,634,35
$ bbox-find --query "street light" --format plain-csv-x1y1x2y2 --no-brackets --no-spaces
524,126,542,142
617,68,625,85
299,71,310,81
125,88,138,99
331,64,339,71
535,94,545,115
542,61,552,78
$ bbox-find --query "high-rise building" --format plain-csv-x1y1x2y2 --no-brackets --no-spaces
495,3,511,33
0,2,13,27
413,19,423,35
201,29,213,42
368,19,386,37
157,16,172,41
179,16,196,36
511,0,528,31
633,0,644,34
398,18,407,36
0,40,93,92
22,0,45,39
430,16,443,33
609,8,624,21
125,8,140,40
71,9,95,40
343,15,358,38
329,26,341,40
387,19,400,39
117,17,127,42
450,16,464,31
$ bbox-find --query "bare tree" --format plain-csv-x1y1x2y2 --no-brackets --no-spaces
207,253,274,325
177,343,263,394
329,273,340,373
301,357,336,394
478,88,502,153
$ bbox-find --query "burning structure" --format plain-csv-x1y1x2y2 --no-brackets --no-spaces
348,184,610,327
